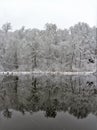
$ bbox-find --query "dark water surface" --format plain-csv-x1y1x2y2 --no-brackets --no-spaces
0,74,97,130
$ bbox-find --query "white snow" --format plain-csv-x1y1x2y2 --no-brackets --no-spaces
0,71,95,76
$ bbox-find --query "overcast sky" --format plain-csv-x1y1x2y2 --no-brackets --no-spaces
0,0,96,30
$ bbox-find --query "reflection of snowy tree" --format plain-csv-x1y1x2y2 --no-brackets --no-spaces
0,75,97,119
3,108,12,118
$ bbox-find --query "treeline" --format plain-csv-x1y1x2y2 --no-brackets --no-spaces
0,22,96,71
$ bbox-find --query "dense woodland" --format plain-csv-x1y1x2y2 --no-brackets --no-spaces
0,22,96,72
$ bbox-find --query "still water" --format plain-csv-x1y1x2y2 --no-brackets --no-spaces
0,74,97,130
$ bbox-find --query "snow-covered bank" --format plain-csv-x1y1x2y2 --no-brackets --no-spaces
0,71,95,76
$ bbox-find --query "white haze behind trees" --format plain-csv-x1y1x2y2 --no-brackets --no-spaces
0,0,96,30
0,22,96,72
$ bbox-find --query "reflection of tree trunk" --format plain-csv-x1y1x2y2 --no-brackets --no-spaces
32,77,37,90
3,108,12,118
14,76,18,93
33,78,37,89
49,90,51,98
78,77,81,93
46,89,51,108
70,76,74,93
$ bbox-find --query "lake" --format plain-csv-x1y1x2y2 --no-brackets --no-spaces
0,74,97,130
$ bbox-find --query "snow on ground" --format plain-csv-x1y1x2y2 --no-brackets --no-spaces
0,71,95,76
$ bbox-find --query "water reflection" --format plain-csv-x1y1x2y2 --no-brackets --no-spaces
0,75,97,130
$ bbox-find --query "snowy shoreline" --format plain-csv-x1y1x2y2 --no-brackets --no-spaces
0,71,95,76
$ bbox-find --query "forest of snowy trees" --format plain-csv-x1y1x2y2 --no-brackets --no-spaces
0,22,96,72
